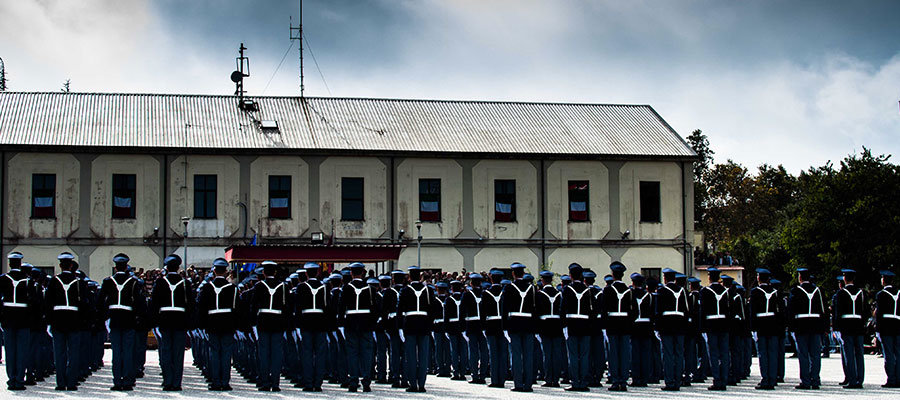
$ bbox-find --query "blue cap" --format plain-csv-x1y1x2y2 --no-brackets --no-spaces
770,278,782,285
113,253,129,263
481,281,491,289
435,281,449,289
450,280,463,286
706,267,720,273
253,266,264,275
688,277,701,283
340,269,351,277
560,275,571,282
408,265,421,271
469,273,483,280
836,275,843,281
880,270,896,277
721,274,733,281
500,279,511,285
391,269,406,276
7,252,23,260
510,262,526,270
329,273,342,280
539,270,554,278
630,273,645,285
490,269,504,277
378,275,391,281
583,270,597,279
797,267,809,273
756,268,771,275
568,263,583,272
164,254,182,267
367,278,379,285
213,258,229,268
840,268,856,274
349,262,365,270
261,260,277,267
289,273,299,280
609,261,626,273
603,275,614,283
304,262,321,270
675,273,687,279
662,268,676,274
523,274,534,282
57,252,75,261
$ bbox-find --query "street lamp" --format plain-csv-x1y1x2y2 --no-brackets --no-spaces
415,220,423,268
181,216,190,269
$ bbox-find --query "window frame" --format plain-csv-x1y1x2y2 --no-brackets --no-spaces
268,175,292,219
567,180,590,222
418,178,442,222
494,179,517,222
31,173,56,219
341,177,365,221
193,174,218,219
639,180,662,223
111,173,137,219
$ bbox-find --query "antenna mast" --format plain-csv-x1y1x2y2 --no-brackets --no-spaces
0,57,7,91
289,0,304,97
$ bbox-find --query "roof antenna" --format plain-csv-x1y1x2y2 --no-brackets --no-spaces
289,0,304,97
231,43,257,111
0,57,7,91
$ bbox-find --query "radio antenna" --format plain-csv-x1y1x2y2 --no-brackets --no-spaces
289,0,304,97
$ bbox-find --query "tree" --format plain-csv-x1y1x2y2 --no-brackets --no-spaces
688,129,714,230
61,79,71,93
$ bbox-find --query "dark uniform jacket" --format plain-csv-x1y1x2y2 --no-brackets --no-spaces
0,269,40,329
398,281,436,335
100,271,147,330
197,276,238,334
631,286,654,338
561,281,593,337
460,288,484,334
749,284,782,336
787,282,827,334
295,278,331,332
339,279,380,332
250,277,291,332
44,271,90,332
150,273,194,330
501,279,536,333
687,288,702,336
480,284,504,335
833,284,867,335
535,285,563,337
433,295,446,335
444,292,464,334
699,282,732,333
655,282,689,335
875,285,900,334
601,281,635,335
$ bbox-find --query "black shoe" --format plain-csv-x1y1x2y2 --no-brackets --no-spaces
67,386,78,391
271,387,280,392
662,386,680,391
375,379,390,384
223,385,233,391
391,382,403,388
111,385,123,391
838,380,848,385
708,385,726,391
348,386,358,392
843,384,863,389
8,385,25,391
488,383,505,388
123,385,134,391
755,384,774,390
363,385,371,392
882,383,900,388
629,382,648,387
258,386,271,392
24,379,36,386
406,387,418,392
55,386,66,391
314,387,322,392
795,384,811,390
302,387,314,392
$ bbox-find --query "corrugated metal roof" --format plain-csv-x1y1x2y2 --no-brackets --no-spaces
0,92,696,158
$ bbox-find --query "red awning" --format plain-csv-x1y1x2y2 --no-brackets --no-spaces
224,244,405,263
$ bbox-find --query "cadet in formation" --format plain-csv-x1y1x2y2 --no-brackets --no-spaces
4,250,900,394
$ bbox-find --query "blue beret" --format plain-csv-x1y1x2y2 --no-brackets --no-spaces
583,271,597,279
58,252,75,261
539,271,554,278
391,269,406,276
836,275,844,281
721,274,733,281
609,261,626,273
164,254,182,267
490,269,504,277
560,275,571,282
213,258,229,268
603,276,614,283
688,277,701,283
675,273,687,279
7,252,23,260
113,253,130,263
329,273,342,280
510,262,526,270
568,263,583,272
261,260,277,267
706,267,720,273
349,262,365,271
770,278,781,285
662,268,676,274
481,281,491,289
796,267,809,273
304,262,321,270
840,268,856,274
289,273,299,280
523,274,534,282
366,278,379,284
881,270,896,277
408,265,421,271
434,282,447,289
756,268,771,275
500,279,511,285
469,273,483,280
378,275,391,281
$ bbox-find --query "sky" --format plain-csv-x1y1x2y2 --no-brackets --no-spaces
1,0,899,173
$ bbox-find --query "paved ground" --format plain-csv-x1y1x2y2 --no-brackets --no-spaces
0,350,896,399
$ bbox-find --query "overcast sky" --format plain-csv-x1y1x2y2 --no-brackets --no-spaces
1,0,899,172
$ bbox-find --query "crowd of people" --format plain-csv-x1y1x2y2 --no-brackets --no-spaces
0,250,898,394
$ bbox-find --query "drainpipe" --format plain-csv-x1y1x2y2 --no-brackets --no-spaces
388,156,395,275
540,159,546,269
0,151,5,273
162,154,168,261
681,161,689,276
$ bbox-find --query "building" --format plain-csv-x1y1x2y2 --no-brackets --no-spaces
0,92,696,280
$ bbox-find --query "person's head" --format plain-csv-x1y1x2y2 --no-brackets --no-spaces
450,280,463,294
435,281,449,295
756,268,771,285
583,270,596,285
261,260,277,278
378,275,392,288
349,262,366,279
164,254,182,273
213,258,229,277
7,251,23,270
841,269,856,285
662,268,677,284
609,261,626,280
721,274,734,288
303,262,321,280
797,267,811,282
560,275,571,287
510,262,526,279
707,267,721,283
688,277,701,291
469,273,484,288
539,271,553,286
113,253,130,272
881,270,895,287
408,266,422,281
58,252,76,272
490,269,504,284
568,263,583,281
391,270,407,285
630,273,645,289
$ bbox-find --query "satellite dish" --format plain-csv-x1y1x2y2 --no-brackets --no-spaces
230,70,243,83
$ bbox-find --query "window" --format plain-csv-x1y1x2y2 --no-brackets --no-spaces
639,181,661,223
111,174,136,219
641,267,661,282
494,179,516,222
568,180,589,222
418,178,441,222
31,174,56,219
268,175,291,219
194,175,217,219
341,177,364,221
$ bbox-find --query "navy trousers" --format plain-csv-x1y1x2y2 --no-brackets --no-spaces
683,335,697,382
704,332,729,387
486,334,508,386
841,334,865,386
404,334,431,390
566,336,590,388
208,333,233,388
134,329,148,377
880,334,900,385
508,332,534,390
448,333,468,377
661,334,685,389
589,334,606,384
301,330,328,389
110,328,135,387
631,336,652,385
468,331,489,381
540,334,563,384
375,331,389,381
607,334,631,386
158,328,185,388
345,330,375,389
777,333,786,381
728,333,743,382
3,328,30,388
52,329,80,389
756,335,779,386
257,330,284,389
794,333,822,387
433,332,450,375
388,333,404,384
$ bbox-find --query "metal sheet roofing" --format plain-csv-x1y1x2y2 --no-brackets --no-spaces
0,92,696,158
